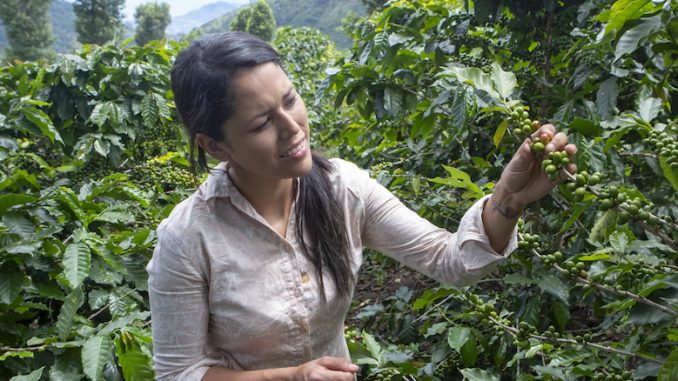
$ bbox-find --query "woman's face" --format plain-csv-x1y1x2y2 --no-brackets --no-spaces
219,62,312,183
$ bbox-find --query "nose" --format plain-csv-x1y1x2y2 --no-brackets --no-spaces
276,109,301,141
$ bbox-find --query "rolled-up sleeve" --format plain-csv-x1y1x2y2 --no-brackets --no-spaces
351,162,517,287
147,224,234,381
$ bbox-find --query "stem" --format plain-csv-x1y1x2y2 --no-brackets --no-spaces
521,237,678,317
488,317,663,365
0,344,49,352
88,288,137,320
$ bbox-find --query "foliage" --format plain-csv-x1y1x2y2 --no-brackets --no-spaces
73,0,125,45
134,2,172,46
229,0,277,42
321,0,678,379
0,0,55,62
0,40,193,379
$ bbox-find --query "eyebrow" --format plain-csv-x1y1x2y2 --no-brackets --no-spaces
248,87,295,123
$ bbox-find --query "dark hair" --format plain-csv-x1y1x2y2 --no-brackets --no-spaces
171,32,353,302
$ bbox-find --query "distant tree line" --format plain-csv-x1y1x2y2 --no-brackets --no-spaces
0,0,172,62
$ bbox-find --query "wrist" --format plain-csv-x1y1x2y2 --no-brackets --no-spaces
490,183,524,219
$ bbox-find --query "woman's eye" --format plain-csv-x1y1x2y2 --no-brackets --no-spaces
285,95,297,108
253,118,270,132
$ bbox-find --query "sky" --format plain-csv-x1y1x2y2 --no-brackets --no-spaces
65,0,251,20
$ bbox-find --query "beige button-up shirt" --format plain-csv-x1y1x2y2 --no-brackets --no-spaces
147,158,517,381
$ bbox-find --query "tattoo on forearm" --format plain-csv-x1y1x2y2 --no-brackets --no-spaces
491,198,522,219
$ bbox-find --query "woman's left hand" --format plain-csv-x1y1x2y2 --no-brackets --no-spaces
497,123,577,207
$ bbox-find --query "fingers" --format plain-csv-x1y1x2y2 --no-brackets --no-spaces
316,357,359,373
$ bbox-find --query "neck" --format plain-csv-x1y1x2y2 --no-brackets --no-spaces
227,164,295,223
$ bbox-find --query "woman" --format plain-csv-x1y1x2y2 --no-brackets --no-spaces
146,32,576,381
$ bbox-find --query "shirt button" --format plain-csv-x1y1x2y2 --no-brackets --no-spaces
301,272,310,284
294,288,302,297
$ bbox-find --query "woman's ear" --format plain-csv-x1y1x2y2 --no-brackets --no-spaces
196,133,231,162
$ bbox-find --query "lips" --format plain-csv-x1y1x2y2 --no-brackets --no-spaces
280,139,306,158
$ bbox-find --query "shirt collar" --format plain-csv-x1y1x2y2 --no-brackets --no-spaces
203,161,301,203
203,161,240,202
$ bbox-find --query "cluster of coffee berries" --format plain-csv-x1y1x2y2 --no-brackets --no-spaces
560,260,588,278
367,368,400,381
344,327,363,344
517,233,541,251
541,325,561,339
433,352,461,379
541,150,573,182
596,186,652,223
540,251,563,266
561,170,601,200
647,130,678,168
514,321,536,348
510,106,540,137
592,370,633,381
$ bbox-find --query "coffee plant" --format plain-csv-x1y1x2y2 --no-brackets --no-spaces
321,0,677,380
0,1,676,380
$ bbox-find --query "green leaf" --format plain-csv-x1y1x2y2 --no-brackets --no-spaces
659,347,678,381
0,351,34,361
551,299,570,332
153,93,171,120
141,94,159,126
493,120,508,147
460,336,478,367
0,261,23,304
116,347,154,381
450,87,468,131
56,287,85,340
638,97,662,122
429,166,483,199
614,15,662,61
49,347,82,381
63,243,91,289
0,193,38,213
82,335,113,381
659,153,678,193
94,208,135,225
442,66,499,100
361,330,382,360
609,231,629,253
383,87,402,118
599,0,654,37
447,326,471,352
490,62,516,100
21,107,63,143
589,210,616,243
596,77,618,118
9,367,44,381
459,368,499,381
537,274,569,304
89,103,109,127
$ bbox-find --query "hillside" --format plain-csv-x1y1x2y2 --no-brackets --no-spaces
196,0,367,49
167,2,240,36
269,0,366,49
0,0,77,56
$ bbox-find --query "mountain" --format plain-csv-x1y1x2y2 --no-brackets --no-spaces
167,2,240,36
269,0,366,49
0,0,77,56
194,0,366,49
